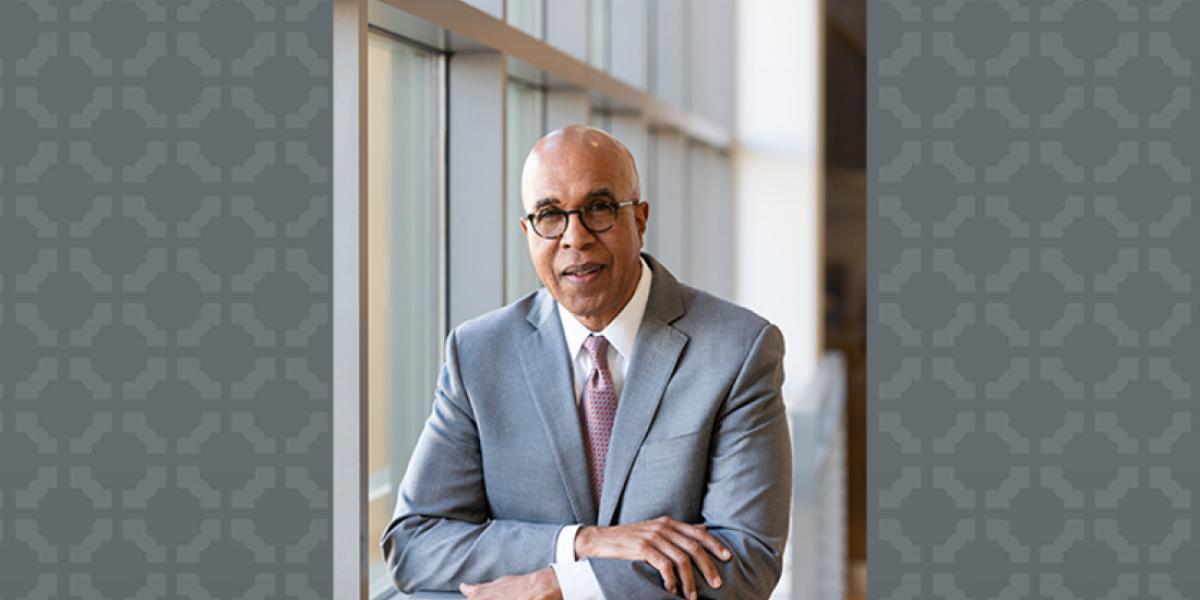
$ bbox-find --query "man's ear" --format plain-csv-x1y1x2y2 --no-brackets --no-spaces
635,201,649,238
519,217,529,237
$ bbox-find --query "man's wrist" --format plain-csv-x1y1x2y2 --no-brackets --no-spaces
556,524,583,563
535,566,564,600
550,560,603,600
574,525,593,558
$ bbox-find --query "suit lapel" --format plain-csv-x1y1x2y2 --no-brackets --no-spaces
517,290,598,524
597,256,689,526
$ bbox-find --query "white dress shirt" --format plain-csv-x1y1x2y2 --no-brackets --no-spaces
550,257,653,600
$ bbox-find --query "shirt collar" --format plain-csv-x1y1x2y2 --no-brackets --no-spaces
558,256,653,362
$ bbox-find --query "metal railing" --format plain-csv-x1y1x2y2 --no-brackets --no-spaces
774,352,848,600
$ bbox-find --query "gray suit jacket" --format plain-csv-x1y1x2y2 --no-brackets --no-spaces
382,254,791,599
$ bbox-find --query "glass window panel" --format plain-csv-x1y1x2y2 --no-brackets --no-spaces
590,0,611,70
609,0,647,88
643,130,659,256
647,129,688,278
589,108,612,131
651,0,685,107
506,0,544,38
545,0,588,62
366,31,443,593
687,142,733,299
505,80,546,303
367,493,398,598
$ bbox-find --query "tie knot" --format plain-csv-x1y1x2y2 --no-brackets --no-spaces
584,335,609,364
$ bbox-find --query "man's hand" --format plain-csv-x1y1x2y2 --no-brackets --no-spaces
459,566,562,600
575,516,732,600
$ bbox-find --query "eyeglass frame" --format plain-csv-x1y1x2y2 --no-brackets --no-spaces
523,199,642,240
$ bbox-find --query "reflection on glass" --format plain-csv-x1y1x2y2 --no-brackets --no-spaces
366,31,443,595
505,80,546,303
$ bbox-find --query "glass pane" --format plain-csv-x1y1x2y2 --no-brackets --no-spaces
644,130,658,256
505,80,546,303
590,0,610,70
647,130,687,278
366,31,443,591
589,108,611,132
687,142,733,299
652,0,685,106
506,0,543,38
367,492,398,598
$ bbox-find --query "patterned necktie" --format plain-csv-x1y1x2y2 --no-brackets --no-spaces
581,335,617,504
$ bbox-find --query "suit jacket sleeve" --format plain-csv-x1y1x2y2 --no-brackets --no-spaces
380,328,561,593
589,323,792,599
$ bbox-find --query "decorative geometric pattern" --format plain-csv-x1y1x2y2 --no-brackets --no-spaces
1,1,332,598
582,334,617,505
870,1,1198,598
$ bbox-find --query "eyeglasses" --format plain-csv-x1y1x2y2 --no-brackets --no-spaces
524,199,640,239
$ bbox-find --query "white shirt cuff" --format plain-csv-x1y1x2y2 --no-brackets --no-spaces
552,525,604,600
551,558,605,600
555,524,582,563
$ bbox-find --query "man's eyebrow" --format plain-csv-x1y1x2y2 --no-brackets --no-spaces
533,198,559,210
585,188,615,200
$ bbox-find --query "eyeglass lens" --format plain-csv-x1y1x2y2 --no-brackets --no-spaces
534,204,616,237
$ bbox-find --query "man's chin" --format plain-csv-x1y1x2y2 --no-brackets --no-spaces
561,301,600,317
556,296,606,319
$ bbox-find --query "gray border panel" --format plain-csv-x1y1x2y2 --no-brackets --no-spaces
0,1,334,598
870,2,1198,598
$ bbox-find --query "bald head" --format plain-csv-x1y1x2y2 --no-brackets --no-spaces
516,124,650,331
520,125,640,211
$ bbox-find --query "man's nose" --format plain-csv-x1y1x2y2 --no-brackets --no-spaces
559,212,596,249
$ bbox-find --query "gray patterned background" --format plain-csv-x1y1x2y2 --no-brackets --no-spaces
0,1,332,598
871,0,1197,598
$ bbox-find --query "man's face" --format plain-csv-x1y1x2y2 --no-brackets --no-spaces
521,134,649,330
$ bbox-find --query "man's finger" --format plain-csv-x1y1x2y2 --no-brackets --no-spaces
664,529,722,589
645,550,678,596
651,537,698,600
677,522,732,561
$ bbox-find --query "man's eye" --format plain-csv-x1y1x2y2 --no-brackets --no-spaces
586,202,614,214
536,210,562,221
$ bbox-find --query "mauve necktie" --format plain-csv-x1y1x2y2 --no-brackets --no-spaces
582,335,617,504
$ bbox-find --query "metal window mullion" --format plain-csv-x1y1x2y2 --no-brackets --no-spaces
332,0,367,598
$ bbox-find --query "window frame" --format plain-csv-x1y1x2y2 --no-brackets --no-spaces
362,23,450,600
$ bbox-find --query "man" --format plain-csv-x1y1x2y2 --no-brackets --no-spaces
382,125,791,599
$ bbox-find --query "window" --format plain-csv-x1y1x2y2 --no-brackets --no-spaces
504,79,546,303
506,0,544,38
365,30,444,597
647,128,689,278
590,0,611,70
687,142,734,299
589,107,612,131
